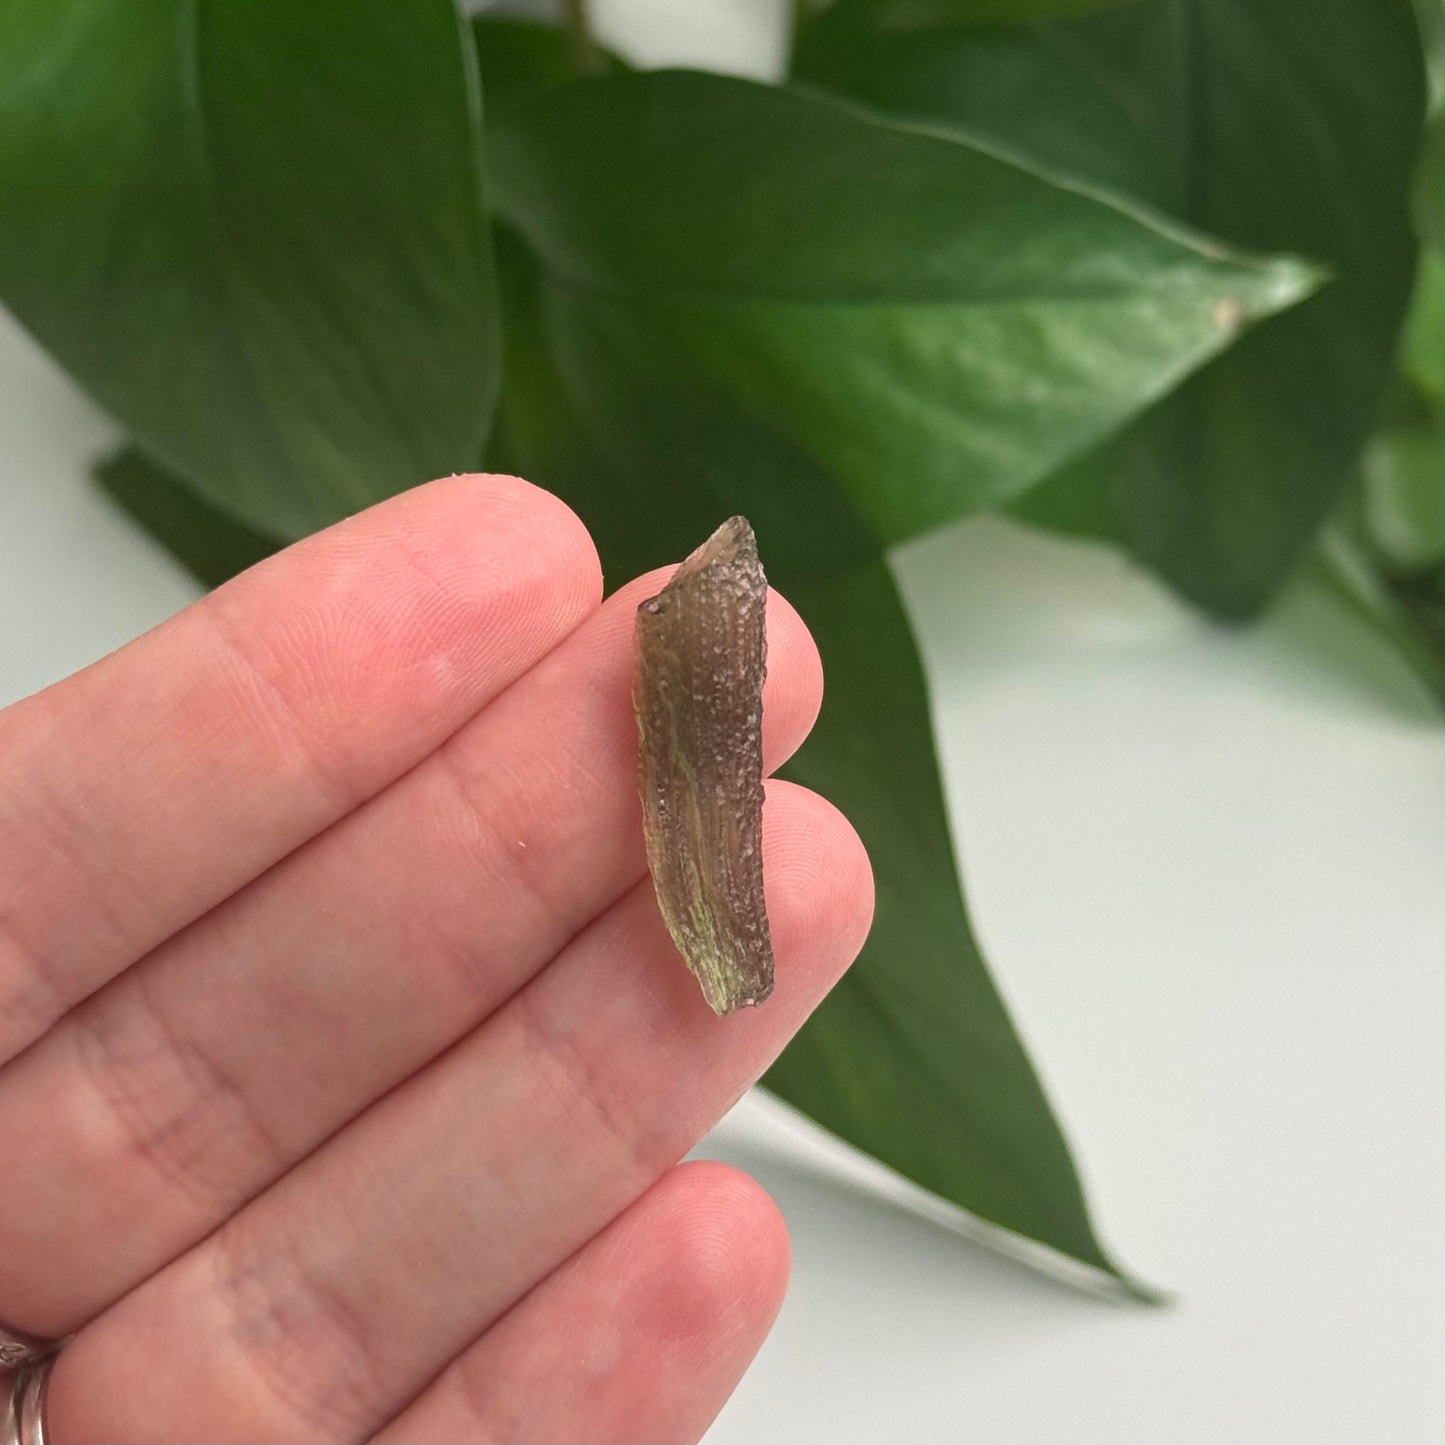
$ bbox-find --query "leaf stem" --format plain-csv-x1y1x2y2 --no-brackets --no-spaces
562,0,602,75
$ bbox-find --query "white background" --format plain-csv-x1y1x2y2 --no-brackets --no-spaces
3,3,1445,1437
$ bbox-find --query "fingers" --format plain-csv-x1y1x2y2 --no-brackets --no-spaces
44,784,872,1443
0,474,601,1065
0,578,822,1334
373,1162,789,1445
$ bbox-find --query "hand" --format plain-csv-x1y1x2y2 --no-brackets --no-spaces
0,475,872,1443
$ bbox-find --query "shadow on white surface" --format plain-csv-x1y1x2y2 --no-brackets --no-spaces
700,1090,1162,1303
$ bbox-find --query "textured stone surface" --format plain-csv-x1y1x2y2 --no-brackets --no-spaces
634,516,773,1015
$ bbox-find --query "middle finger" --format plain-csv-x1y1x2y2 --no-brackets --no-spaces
0,571,822,1336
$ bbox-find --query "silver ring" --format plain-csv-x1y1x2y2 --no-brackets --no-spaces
3,1353,55,1445
0,1323,57,1374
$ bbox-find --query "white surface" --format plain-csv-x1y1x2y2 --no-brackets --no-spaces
4,10,1445,1427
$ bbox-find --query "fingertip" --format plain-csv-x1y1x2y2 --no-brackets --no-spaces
641,1161,791,1362
416,473,605,624
763,587,823,767
226,471,604,655
762,779,876,984
663,1160,792,1286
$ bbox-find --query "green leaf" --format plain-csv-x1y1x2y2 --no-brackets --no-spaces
507,280,879,580
0,0,497,540
474,16,579,115
490,69,1317,551
823,0,1130,28
1403,13,1443,401
1361,399,1445,573
799,0,1427,615
472,14,626,124
796,2,1187,203
1413,0,1444,123
1414,115,1444,252
767,558,1140,1287
1403,94,1444,404
1402,250,1444,401
1313,362,1443,705
493,230,1134,1285
96,446,281,588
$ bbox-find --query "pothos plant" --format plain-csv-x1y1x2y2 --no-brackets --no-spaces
0,0,1438,1294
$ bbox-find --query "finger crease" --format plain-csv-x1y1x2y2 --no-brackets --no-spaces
513,981,662,1187
212,1221,395,1441
0,907,73,1055
71,974,289,1216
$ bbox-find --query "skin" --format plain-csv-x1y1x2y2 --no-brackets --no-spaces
0,474,873,1443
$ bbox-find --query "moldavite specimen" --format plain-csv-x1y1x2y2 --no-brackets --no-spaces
634,517,774,1015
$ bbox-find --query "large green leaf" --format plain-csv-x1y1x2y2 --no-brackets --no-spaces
0,0,497,539
1403,101,1444,403
820,0,1130,27
1322,0,1443,700
797,2,1186,203
489,70,1316,551
767,558,1141,1284
1402,250,1444,402
471,14,626,124
1413,0,1443,125
1361,404,1445,575
97,446,282,588
489,218,1138,1280
1403,1,1442,399
798,0,1427,615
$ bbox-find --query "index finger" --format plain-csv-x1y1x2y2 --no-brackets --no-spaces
0,473,601,1066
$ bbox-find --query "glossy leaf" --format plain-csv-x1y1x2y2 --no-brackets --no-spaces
767,558,1139,1284
1403,102,1444,402
493,228,1133,1284
97,447,281,587
799,0,1427,615
472,14,625,124
797,2,1184,203
1413,0,1444,128
1401,251,1444,402
1361,399,1445,574
1415,115,1444,252
1313,363,1443,706
490,70,1316,551
822,0,1130,27
0,0,497,539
